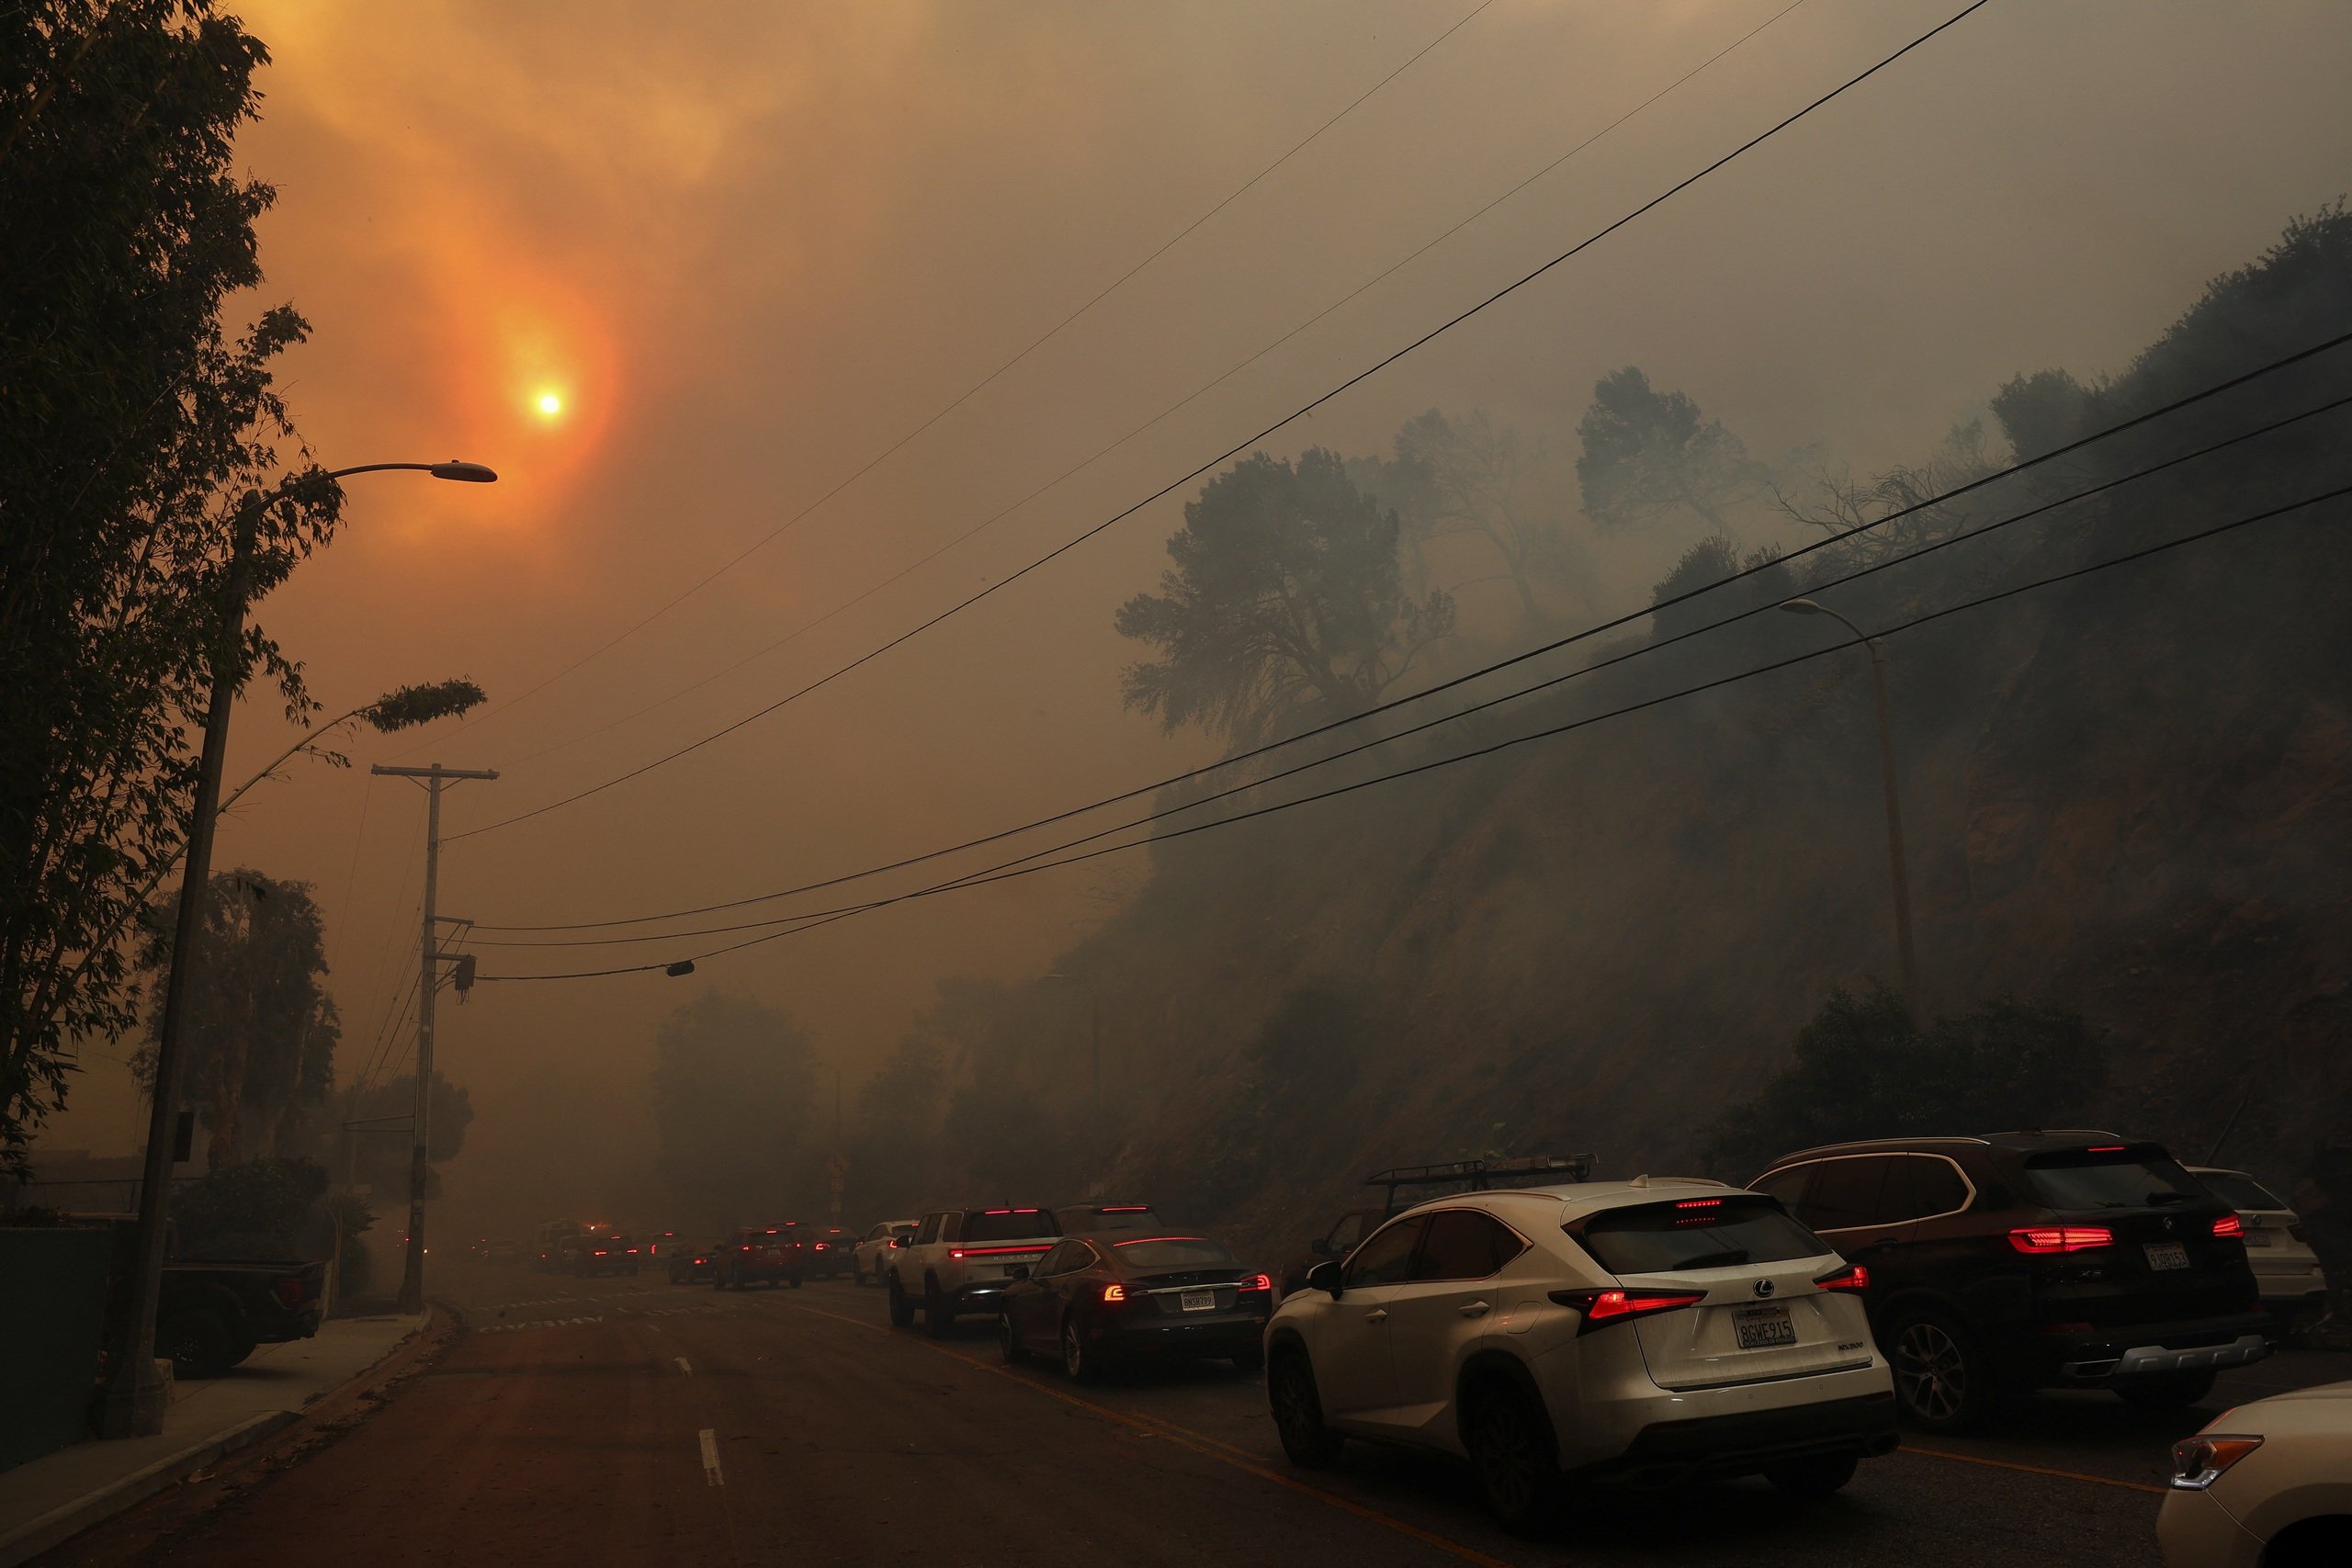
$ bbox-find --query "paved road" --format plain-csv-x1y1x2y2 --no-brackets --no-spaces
117,1261,2345,1567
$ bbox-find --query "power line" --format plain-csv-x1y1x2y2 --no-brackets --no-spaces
473,473,2352,981
468,327,2352,936
496,0,1814,774
401,0,1498,755
450,1,1985,843
461,389,2352,952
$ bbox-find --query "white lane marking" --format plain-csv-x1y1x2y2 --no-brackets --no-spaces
674,1357,692,1376
698,1427,723,1486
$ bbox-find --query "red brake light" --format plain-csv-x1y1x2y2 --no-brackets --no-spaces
2212,1214,2244,1238
1675,1198,1722,1209
272,1276,307,1308
2007,1225,2115,1254
2086,1145,2126,1153
1238,1274,1272,1292
948,1244,1051,1259
1102,1205,1150,1213
1548,1287,1704,1332
2289,1222,2308,1243
1102,1283,1128,1303
1814,1263,1869,1292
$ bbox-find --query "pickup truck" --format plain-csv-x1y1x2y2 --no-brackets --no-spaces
888,1206,1060,1337
154,1258,327,1378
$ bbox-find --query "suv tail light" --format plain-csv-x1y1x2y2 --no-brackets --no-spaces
272,1276,308,1309
2211,1214,2244,1239
2007,1225,2114,1255
1813,1264,1869,1292
1238,1274,1272,1293
1549,1287,1704,1333
2289,1221,2308,1243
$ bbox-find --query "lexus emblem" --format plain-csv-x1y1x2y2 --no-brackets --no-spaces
1752,1279,1777,1299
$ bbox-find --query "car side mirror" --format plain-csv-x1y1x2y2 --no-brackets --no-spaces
1010,1265,1031,1281
1306,1261,1344,1298
1309,1238,1336,1258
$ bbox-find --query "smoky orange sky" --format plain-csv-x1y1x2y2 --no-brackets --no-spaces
46,1,2352,1213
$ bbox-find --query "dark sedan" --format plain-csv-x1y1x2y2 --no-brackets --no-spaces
667,1242,720,1284
998,1233,1271,1382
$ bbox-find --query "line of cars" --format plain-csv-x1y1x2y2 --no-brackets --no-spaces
1258,1133,2346,1557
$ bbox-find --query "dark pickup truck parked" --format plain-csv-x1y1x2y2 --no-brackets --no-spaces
153,1258,327,1378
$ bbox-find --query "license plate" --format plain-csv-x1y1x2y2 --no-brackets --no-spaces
2241,1232,2273,1247
2144,1242,2190,1270
1734,1304,1795,1348
1180,1289,1216,1313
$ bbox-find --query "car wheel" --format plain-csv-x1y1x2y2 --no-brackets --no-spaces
2115,1369,2217,1407
1888,1310,1997,1434
159,1309,237,1380
1267,1347,1343,1468
852,1262,865,1287
1463,1378,1563,1537
789,1273,803,1290
1000,1312,1028,1366
924,1278,954,1338
1060,1314,1097,1383
1231,1348,1264,1375
1766,1452,1859,1497
888,1275,916,1328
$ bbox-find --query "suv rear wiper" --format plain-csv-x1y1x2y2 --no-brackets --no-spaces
1675,1249,1751,1269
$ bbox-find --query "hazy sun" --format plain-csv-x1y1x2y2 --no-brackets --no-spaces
535,390,564,419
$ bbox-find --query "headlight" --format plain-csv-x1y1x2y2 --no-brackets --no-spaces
2168,1435,2262,1490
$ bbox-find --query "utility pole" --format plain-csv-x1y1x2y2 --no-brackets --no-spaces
1778,599,1920,1016
371,762,495,1314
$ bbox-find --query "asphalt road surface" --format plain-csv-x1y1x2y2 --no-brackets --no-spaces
103,1260,2347,1567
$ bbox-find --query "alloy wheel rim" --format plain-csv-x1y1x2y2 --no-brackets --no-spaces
1063,1322,1084,1376
1894,1322,1965,1421
1272,1364,1315,1436
1476,1403,1535,1513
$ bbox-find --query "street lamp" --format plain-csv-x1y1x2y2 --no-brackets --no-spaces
1779,597,1920,1016
103,459,497,1439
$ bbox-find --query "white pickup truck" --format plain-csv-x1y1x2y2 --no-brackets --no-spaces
888,1206,1061,1337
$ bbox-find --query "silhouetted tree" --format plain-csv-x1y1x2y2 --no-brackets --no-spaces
2,2,343,1178
1576,367,1760,536
1117,449,1453,746
650,991,815,1218
1704,988,2107,1179
132,870,337,1166
1362,410,1588,626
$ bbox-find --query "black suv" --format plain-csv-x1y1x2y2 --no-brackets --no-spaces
1752,1131,2267,1432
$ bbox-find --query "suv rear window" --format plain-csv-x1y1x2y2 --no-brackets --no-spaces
2023,1150,2203,1212
963,1209,1058,1243
2195,1172,2284,1211
1113,1236,1235,1269
1577,1196,1828,1275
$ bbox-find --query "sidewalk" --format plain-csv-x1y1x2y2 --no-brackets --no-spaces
0,1311,429,1568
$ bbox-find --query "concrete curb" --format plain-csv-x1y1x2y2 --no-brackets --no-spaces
0,1312,431,1568
0,1412,296,1568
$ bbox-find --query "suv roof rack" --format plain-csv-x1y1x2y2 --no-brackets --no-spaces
1363,1154,1595,1215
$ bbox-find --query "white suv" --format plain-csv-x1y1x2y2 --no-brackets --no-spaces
1263,1178,1898,1532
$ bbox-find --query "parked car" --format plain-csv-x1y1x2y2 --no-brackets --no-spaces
2159,1377,2352,1567
1751,1132,2268,1432
1278,1207,1383,1300
153,1258,328,1379
1265,1179,1896,1533
668,1242,719,1285
803,1226,856,1279
852,1220,915,1286
1000,1232,1271,1381
566,1233,642,1277
2188,1167,2331,1334
715,1225,804,1289
888,1206,1060,1336
1053,1201,1163,1235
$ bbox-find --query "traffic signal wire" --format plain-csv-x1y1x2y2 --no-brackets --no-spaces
472,472,2352,980
459,386,2352,951
449,1,1987,844
466,325,2352,936
411,0,1500,753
